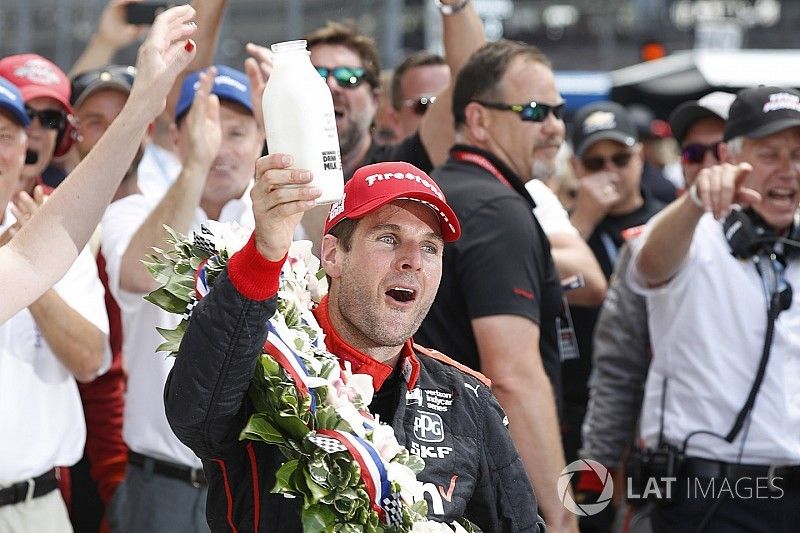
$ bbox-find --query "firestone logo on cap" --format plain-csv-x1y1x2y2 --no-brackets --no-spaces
14,59,61,86
763,92,800,114
328,193,346,222
582,111,617,135
363,171,445,201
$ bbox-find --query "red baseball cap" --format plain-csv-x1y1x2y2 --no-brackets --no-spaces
0,54,72,114
324,161,461,242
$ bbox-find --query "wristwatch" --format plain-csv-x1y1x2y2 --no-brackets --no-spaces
435,0,470,16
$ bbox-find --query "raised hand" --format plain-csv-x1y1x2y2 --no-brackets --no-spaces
691,162,761,219
1,187,47,247
97,0,149,49
127,4,197,123
244,42,273,131
251,154,321,261
184,66,222,171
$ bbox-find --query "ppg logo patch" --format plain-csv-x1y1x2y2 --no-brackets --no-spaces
413,410,444,443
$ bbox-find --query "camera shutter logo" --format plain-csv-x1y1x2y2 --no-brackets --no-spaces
558,459,613,516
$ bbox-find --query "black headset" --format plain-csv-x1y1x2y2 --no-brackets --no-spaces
723,207,800,260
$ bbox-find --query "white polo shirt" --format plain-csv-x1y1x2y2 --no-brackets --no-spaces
137,143,181,201
101,189,254,467
629,212,800,464
0,210,110,484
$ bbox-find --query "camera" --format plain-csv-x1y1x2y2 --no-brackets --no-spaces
626,446,684,504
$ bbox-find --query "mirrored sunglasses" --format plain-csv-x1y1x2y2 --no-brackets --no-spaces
473,99,566,122
315,66,369,89
681,142,722,164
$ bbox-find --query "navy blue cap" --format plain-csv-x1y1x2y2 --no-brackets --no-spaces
0,76,31,127
175,65,253,120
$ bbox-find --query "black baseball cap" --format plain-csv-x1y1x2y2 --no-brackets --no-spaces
571,101,637,157
70,65,136,109
669,91,736,145
723,86,800,141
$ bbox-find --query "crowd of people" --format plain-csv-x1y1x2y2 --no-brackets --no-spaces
1,1,799,532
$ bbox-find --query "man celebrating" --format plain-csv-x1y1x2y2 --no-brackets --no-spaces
630,86,800,531
165,158,545,532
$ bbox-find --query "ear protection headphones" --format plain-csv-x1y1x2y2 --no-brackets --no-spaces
53,115,77,158
723,207,800,260
724,207,797,312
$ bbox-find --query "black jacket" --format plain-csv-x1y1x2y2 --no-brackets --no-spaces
165,261,544,532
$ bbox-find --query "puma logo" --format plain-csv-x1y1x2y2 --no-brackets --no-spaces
464,382,480,398
438,475,458,502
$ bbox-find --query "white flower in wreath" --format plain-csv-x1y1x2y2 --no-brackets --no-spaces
371,420,405,462
410,521,467,532
387,461,425,506
199,220,250,255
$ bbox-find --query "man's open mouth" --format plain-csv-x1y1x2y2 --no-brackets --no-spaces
386,287,415,303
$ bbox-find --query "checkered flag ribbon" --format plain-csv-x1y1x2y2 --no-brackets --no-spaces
193,226,217,255
182,296,198,321
308,433,347,454
381,493,404,526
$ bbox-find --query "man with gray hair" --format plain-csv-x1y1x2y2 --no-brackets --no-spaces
629,86,800,531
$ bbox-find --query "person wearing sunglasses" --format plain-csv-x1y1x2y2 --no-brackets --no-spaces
246,4,484,257
415,40,579,533
0,54,75,194
580,91,736,533
388,51,450,140
562,101,664,490
629,86,800,533
670,91,737,187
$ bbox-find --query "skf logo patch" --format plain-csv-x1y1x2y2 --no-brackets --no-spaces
413,410,444,443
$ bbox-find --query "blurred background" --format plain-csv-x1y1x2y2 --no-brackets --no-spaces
2,0,799,116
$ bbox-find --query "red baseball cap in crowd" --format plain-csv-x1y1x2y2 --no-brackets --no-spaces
324,161,461,242
0,54,72,114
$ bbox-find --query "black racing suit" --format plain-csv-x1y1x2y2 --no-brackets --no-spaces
164,238,545,532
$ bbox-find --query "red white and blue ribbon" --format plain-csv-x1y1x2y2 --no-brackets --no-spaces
194,258,212,299
263,321,318,413
316,429,400,525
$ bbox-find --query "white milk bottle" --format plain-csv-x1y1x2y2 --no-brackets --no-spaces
263,40,344,205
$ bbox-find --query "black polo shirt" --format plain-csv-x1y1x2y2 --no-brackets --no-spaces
415,144,564,405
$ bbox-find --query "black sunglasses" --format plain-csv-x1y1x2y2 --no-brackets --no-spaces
315,66,369,89
71,65,136,104
473,99,565,122
582,152,634,172
681,142,722,164
25,106,67,130
402,95,437,116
